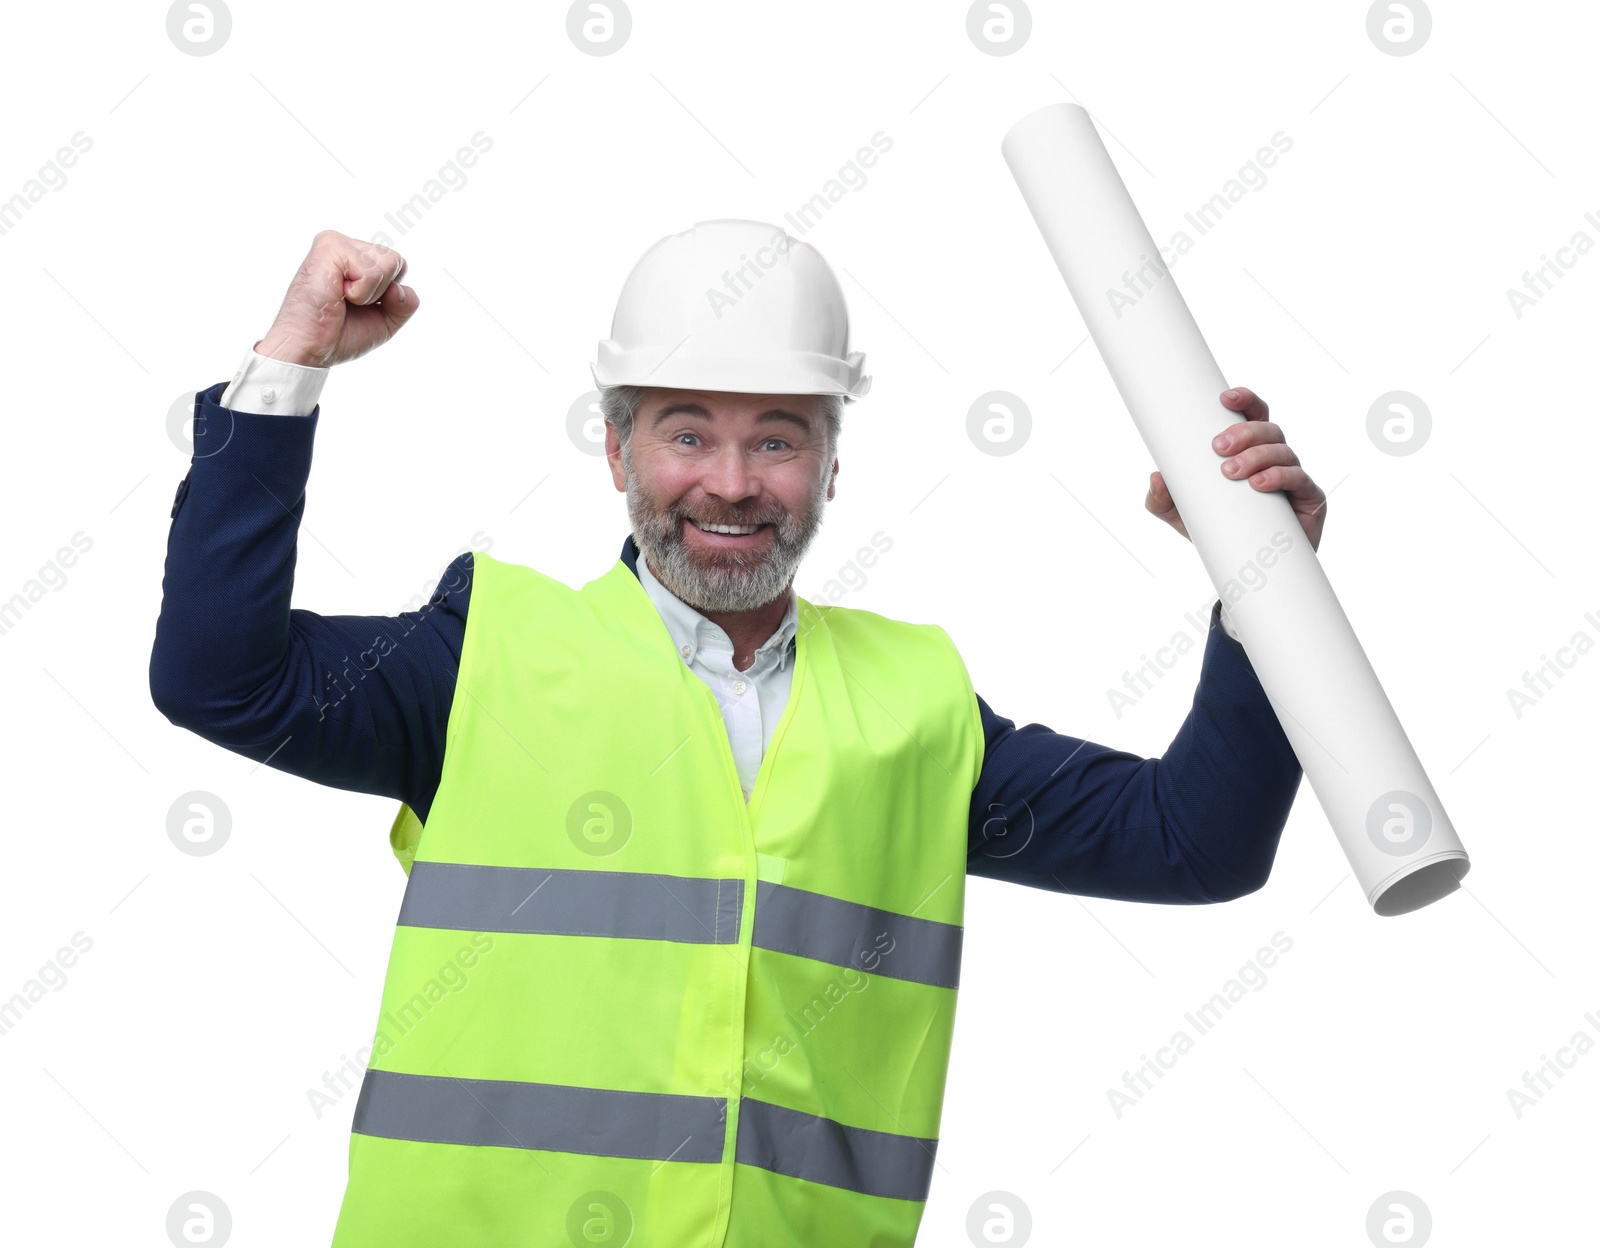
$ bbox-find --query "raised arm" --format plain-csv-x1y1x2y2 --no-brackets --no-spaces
966,385,1322,903
966,601,1303,904
148,232,466,820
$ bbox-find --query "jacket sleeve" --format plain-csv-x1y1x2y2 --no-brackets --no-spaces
148,382,468,822
967,600,1302,903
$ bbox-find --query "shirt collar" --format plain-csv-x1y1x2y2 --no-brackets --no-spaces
625,533,799,672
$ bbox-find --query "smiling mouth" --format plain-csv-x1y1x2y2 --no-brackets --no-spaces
691,519,766,534
684,517,774,543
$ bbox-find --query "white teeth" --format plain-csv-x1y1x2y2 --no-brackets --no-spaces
693,520,763,535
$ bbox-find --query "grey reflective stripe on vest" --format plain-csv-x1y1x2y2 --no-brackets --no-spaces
398,861,744,944
736,1096,938,1203
352,1068,726,1163
751,880,963,989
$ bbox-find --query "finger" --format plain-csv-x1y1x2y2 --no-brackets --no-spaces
376,252,407,301
1145,471,1180,521
1221,442,1298,479
1271,466,1327,531
345,242,405,306
1215,419,1284,455
376,272,421,333
1239,463,1318,498
366,252,408,306
1220,386,1269,422
361,248,403,305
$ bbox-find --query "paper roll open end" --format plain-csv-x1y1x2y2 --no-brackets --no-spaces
1369,853,1471,917
1000,101,1088,158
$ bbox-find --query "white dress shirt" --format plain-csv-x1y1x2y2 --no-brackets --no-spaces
220,345,329,416
635,550,799,803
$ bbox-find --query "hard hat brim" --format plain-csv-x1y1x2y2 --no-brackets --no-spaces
590,345,870,400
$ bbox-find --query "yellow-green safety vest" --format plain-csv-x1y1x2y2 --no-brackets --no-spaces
330,548,985,1246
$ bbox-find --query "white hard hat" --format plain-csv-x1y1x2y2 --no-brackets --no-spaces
591,218,871,402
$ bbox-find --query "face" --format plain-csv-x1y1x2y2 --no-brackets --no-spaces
605,388,838,614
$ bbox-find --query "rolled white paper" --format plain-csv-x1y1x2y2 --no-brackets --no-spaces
1001,103,1469,916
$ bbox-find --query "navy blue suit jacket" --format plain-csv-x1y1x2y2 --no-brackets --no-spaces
150,382,1302,904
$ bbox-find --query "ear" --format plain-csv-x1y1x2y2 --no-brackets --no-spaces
605,423,627,492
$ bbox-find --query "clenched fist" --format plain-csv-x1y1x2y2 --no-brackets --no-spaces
254,230,420,369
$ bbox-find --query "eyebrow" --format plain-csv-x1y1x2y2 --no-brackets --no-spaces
650,402,812,433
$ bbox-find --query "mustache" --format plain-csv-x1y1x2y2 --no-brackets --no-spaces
674,509,781,528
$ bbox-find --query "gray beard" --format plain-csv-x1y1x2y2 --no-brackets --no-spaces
621,442,827,614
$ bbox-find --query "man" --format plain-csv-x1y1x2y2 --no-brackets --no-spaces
150,220,1319,1246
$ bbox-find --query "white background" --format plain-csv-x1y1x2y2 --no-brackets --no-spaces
0,1,1593,1244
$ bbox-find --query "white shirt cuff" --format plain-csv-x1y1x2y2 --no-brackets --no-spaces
218,347,329,415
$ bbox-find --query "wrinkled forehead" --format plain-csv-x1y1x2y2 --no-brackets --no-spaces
641,389,822,433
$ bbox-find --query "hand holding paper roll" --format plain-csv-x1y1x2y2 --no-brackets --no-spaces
1001,102,1469,916
1149,385,1328,554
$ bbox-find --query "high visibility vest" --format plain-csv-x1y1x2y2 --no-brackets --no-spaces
330,549,985,1247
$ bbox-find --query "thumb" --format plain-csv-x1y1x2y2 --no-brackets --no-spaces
376,277,421,337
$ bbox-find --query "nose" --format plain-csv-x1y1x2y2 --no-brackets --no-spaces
697,441,759,508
